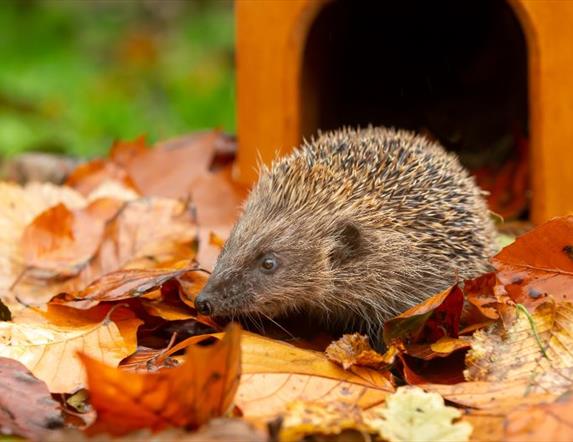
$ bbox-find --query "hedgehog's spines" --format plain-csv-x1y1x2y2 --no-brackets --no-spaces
214,127,496,340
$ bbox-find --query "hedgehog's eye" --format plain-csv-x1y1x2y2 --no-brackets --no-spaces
260,254,278,273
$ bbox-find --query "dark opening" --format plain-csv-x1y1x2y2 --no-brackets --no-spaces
302,0,529,219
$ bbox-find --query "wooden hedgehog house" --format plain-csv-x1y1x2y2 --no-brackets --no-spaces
234,0,573,224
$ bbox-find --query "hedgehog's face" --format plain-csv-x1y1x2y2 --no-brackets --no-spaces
194,214,334,320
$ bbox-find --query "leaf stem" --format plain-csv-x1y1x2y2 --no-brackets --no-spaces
516,303,548,359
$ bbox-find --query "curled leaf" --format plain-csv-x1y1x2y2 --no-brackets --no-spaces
325,333,390,370
80,323,241,436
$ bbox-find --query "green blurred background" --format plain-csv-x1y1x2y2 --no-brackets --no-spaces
0,0,235,158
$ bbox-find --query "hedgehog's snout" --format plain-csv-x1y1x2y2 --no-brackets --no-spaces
196,277,223,316
195,270,243,317
195,292,213,315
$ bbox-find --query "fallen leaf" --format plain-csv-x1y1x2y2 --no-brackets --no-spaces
462,413,505,442
21,199,125,277
493,216,573,308
66,132,221,200
430,336,471,354
236,332,394,419
53,266,197,309
80,323,241,436
119,346,180,372
65,160,140,197
0,183,86,309
421,380,556,411
365,386,473,442
325,333,389,370
279,401,368,442
177,270,210,306
208,232,225,250
12,198,198,306
399,350,467,385
465,301,573,397
405,336,471,360
383,285,464,345
504,391,573,442
462,273,503,322
0,357,63,440
0,304,141,392
44,418,266,442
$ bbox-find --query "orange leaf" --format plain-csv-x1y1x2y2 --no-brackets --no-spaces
67,132,220,200
79,323,241,436
493,215,573,309
462,273,504,322
21,199,125,277
208,232,225,250
405,336,471,361
383,285,464,345
504,392,573,442
65,159,139,196
53,266,197,309
13,198,197,306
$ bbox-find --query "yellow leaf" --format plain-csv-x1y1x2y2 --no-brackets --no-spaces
237,332,394,419
364,386,473,442
465,301,573,397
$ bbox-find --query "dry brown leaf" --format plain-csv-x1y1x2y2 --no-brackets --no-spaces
421,380,556,411
119,346,180,372
53,266,197,309
0,304,141,392
21,199,125,277
44,418,266,442
325,333,390,370
236,332,394,420
0,357,63,440
279,401,368,442
0,183,86,307
65,159,140,197
504,391,573,442
493,216,573,309
462,272,507,323
80,323,241,436
465,301,573,397
66,132,220,200
405,337,471,361
383,285,464,345
462,413,504,442
12,198,197,306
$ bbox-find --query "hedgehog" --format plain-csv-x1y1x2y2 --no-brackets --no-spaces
195,127,497,341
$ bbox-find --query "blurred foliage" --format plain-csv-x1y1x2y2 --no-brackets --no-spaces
0,0,235,157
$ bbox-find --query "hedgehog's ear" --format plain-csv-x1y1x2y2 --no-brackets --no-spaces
331,221,363,265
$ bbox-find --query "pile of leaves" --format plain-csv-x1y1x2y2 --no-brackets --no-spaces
0,133,572,441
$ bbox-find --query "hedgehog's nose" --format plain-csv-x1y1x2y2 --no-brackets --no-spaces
195,293,213,316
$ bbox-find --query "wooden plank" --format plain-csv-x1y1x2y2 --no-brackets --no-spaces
234,0,327,184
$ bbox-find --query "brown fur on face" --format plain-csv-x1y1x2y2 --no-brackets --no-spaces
196,127,496,339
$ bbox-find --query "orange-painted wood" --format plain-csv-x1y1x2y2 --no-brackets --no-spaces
235,0,573,223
